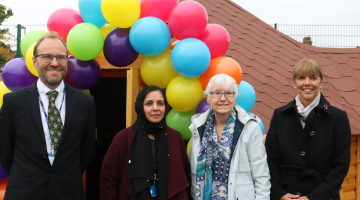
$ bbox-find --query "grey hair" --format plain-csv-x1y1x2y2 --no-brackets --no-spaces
205,73,238,100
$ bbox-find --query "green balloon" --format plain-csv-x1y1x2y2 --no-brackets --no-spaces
67,23,104,61
166,108,196,140
20,30,48,56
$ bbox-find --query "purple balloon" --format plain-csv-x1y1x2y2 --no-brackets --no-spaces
2,58,38,91
196,98,211,113
0,164,8,182
103,28,139,67
64,56,101,89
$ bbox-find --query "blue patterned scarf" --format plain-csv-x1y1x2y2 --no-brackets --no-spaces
195,109,236,200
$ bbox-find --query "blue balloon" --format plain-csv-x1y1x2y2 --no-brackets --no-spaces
79,0,107,28
236,81,256,112
129,17,171,56
249,113,265,135
171,38,211,78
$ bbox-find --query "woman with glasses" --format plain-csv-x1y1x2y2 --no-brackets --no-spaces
188,73,270,200
265,59,351,200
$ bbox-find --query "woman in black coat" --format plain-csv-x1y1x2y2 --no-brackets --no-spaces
265,59,351,200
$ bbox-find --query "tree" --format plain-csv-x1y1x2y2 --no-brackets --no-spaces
0,4,14,67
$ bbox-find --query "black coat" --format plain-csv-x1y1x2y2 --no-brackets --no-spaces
0,82,96,200
265,94,351,200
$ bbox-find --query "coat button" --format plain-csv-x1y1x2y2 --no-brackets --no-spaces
318,113,322,117
230,182,232,185
194,133,196,135
310,131,315,136
43,153,47,158
51,174,54,177
300,151,305,156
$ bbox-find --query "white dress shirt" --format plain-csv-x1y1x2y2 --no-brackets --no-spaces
37,80,66,165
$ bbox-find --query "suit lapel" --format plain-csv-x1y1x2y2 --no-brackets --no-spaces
58,84,76,148
26,82,46,144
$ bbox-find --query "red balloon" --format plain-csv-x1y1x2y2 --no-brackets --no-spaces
140,0,179,22
199,57,242,89
47,8,84,43
168,1,208,40
197,24,230,59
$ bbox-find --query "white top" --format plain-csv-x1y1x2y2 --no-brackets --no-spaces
37,80,66,165
189,105,271,200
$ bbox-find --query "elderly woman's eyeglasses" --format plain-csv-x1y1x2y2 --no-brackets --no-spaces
210,91,235,98
35,54,68,64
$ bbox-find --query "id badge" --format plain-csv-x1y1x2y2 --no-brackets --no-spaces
150,184,157,197
48,153,55,166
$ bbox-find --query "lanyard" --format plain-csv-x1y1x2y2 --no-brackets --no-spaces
37,85,65,154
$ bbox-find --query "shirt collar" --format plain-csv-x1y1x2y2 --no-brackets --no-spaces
37,79,65,95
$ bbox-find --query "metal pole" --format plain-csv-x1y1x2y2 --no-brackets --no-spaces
16,24,21,58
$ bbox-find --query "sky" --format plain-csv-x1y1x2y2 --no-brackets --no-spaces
2,0,360,25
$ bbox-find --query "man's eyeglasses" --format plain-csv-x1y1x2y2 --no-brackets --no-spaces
210,91,235,98
35,54,68,64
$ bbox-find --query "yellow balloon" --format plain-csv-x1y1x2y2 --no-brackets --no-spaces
100,23,117,38
98,50,105,58
166,76,203,112
0,81,12,108
101,0,141,28
25,43,39,77
141,50,179,89
97,24,117,58
78,89,91,95
187,138,191,156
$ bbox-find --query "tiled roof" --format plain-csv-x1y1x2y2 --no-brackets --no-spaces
197,0,360,135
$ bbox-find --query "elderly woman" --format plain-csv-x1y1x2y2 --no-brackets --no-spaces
100,86,191,200
265,59,351,200
188,73,270,200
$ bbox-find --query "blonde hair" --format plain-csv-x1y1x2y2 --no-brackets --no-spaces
293,59,324,81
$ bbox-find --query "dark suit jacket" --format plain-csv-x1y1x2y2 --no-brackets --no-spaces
0,81,96,200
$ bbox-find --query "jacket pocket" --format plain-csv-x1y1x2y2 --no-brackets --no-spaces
235,171,253,185
7,177,32,188
234,172,255,200
69,176,83,187
70,122,85,130
235,183,255,200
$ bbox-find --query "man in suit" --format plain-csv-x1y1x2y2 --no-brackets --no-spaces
0,34,96,200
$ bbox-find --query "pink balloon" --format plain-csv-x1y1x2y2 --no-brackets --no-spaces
197,24,230,59
140,0,179,22
168,1,208,40
47,8,84,43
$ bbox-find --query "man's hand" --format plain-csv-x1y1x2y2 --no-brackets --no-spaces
280,193,300,200
299,196,309,200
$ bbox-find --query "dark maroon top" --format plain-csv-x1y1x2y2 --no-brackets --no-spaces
100,125,191,200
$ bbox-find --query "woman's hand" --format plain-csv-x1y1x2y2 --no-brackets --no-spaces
299,196,309,200
280,193,300,200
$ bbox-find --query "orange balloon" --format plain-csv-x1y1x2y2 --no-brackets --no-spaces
199,56,242,89
170,40,180,50
0,178,8,200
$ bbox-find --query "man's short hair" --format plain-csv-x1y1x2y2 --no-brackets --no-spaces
33,34,67,56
